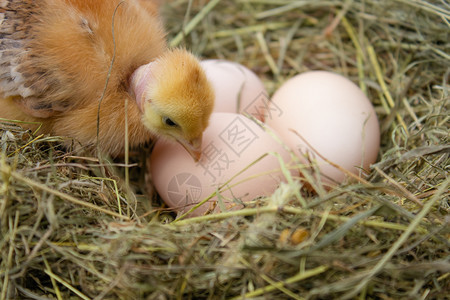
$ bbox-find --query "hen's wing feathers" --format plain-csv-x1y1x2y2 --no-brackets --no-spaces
0,1,35,98
0,1,66,117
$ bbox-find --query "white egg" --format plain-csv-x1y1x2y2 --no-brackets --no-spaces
266,71,380,185
201,59,269,121
150,113,292,217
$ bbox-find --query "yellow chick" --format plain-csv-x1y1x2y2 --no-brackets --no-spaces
0,0,214,160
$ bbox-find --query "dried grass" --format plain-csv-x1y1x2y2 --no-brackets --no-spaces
1,0,449,299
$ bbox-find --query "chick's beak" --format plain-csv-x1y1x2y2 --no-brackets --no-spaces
177,136,203,162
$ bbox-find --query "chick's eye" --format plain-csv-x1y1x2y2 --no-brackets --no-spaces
163,116,177,127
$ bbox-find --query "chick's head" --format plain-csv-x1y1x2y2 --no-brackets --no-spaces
130,49,214,161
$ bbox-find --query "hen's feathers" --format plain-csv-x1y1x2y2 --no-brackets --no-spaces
0,0,168,155
0,1,35,99
1,0,166,117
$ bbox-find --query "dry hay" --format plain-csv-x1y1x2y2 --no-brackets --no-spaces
1,0,449,299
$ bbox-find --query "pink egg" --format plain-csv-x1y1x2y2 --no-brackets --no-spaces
201,59,269,121
266,71,380,185
150,113,292,217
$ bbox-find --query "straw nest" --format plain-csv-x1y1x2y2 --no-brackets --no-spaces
1,0,449,299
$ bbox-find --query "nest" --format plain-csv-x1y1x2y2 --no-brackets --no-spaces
1,0,449,299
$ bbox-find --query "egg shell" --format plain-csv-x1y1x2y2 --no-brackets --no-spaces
266,71,380,185
201,59,269,121
150,112,292,217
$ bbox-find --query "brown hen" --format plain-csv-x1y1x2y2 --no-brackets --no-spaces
0,0,214,159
